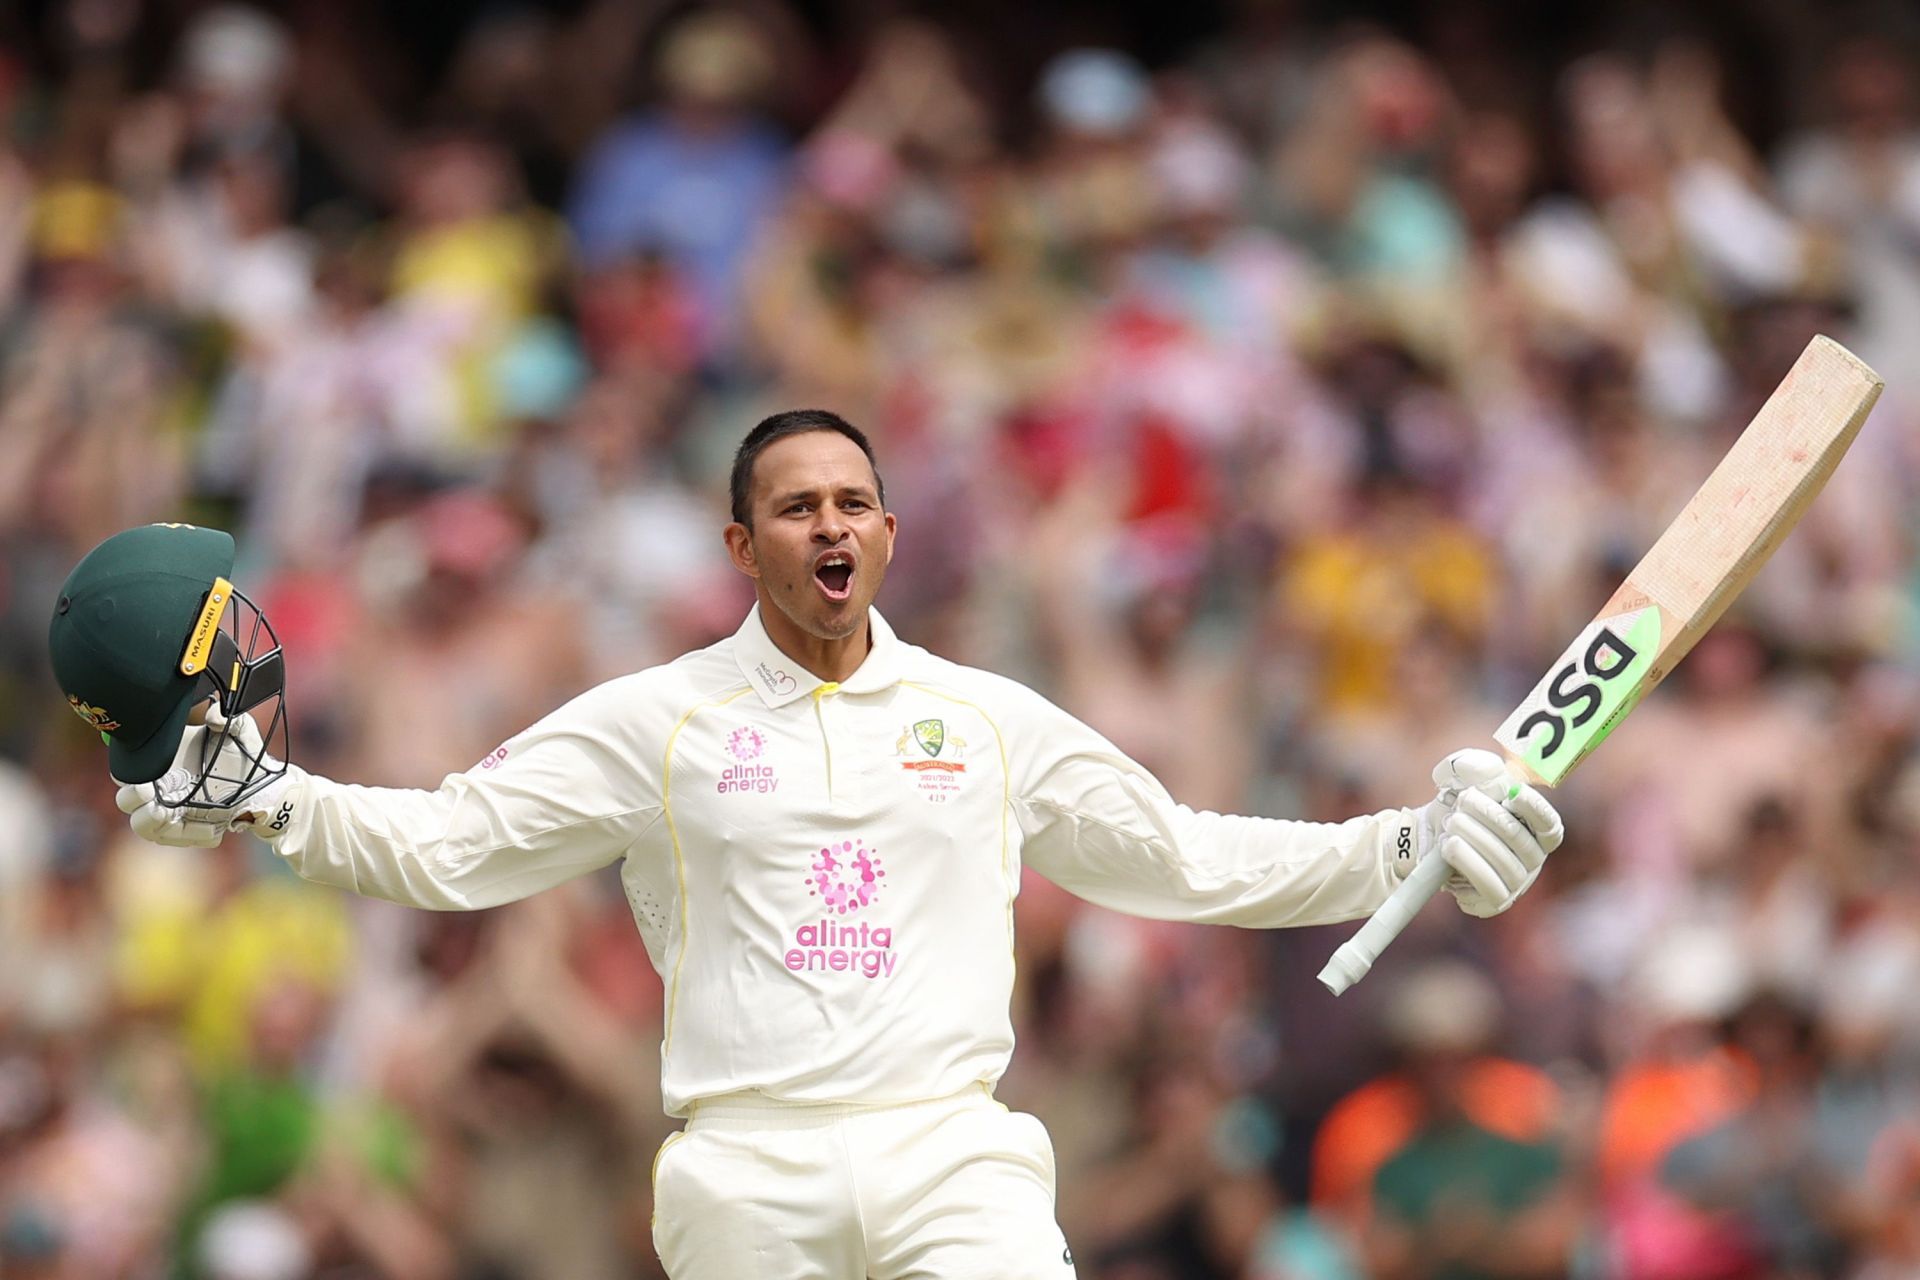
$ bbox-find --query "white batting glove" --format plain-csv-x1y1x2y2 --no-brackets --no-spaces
1390,749,1564,917
114,706,302,848
116,737,225,847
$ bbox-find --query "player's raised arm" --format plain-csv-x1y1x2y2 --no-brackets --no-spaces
1319,333,1881,993
50,524,664,912
996,678,1560,929
247,688,662,910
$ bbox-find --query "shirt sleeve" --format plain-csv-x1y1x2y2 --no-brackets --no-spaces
1000,681,1410,928
272,680,666,911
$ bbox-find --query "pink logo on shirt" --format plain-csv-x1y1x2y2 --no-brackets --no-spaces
805,838,885,914
785,918,897,978
753,662,797,696
788,837,899,979
718,724,778,794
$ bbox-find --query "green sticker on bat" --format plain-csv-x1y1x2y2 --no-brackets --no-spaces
1494,607,1661,786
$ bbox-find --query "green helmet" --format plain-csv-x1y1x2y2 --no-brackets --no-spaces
48,523,288,801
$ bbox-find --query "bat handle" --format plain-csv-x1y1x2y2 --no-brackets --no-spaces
1317,851,1450,995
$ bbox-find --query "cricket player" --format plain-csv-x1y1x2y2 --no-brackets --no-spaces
60,410,1562,1279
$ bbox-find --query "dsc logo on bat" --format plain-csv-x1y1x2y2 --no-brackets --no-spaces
1515,629,1639,755
1494,607,1661,785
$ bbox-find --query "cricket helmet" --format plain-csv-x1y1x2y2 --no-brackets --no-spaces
48,523,288,806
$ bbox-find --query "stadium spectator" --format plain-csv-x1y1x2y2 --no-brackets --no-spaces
3,3,1920,1275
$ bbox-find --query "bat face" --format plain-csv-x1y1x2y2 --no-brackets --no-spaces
1492,334,1883,789
1495,606,1660,785
1320,333,1883,996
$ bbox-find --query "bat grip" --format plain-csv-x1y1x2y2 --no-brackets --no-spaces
1317,851,1450,995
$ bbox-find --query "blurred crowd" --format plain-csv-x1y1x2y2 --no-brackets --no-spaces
5,0,1920,1277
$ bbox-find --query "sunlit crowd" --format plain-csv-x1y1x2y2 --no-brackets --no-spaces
4,2,1920,1276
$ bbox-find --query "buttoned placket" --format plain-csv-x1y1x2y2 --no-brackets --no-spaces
811,681,840,799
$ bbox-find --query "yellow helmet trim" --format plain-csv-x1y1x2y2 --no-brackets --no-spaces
180,577,233,676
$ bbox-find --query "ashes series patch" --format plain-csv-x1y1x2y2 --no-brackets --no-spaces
894,717,968,802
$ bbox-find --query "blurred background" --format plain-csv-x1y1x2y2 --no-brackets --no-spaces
3,0,1920,1276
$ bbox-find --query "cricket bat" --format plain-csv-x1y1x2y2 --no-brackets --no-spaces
1318,334,1884,996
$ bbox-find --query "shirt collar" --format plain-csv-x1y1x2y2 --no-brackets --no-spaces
732,605,904,708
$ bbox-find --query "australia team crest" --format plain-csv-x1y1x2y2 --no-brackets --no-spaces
67,695,119,733
895,717,968,802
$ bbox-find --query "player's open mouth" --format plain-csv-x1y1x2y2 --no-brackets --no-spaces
814,553,855,602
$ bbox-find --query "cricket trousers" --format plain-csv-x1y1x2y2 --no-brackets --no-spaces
651,1083,1080,1279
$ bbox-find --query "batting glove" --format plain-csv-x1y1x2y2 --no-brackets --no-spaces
1389,749,1564,917
114,705,303,848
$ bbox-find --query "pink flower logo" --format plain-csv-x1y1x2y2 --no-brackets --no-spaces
727,726,766,761
805,839,886,915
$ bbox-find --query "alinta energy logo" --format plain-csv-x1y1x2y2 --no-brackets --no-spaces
718,724,778,795
788,837,897,979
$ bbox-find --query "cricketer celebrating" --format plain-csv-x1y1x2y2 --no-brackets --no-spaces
59,410,1563,1279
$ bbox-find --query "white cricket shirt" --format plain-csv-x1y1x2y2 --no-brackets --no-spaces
275,607,1410,1115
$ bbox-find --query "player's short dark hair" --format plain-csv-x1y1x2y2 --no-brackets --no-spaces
729,409,885,526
